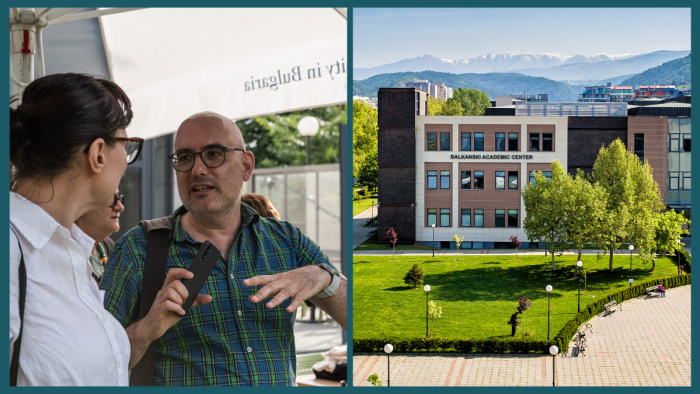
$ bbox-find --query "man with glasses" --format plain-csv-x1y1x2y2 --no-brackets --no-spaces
100,112,346,386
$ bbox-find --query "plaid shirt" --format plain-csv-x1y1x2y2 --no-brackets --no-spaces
100,203,335,386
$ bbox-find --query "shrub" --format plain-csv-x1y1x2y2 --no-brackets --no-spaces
366,373,382,387
357,188,366,197
403,263,424,288
677,248,691,273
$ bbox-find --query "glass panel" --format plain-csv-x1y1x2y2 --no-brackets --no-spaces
461,133,471,151
508,172,518,189
427,209,437,227
680,118,691,134
670,136,680,152
112,167,141,242
286,172,309,235
529,133,539,151
495,133,506,151
460,242,472,249
681,152,691,172
544,172,552,182
318,171,340,266
683,174,691,190
474,209,484,227
440,132,450,151
529,171,535,184
474,133,484,151
440,171,450,189
495,209,505,227
461,209,471,227
427,170,437,189
668,154,680,171
461,171,471,189
680,190,691,203
508,133,518,151
542,134,552,152
668,190,679,204
669,175,679,190
255,174,286,220
473,242,483,249
440,209,450,227
683,137,691,152
495,171,505,189
474,171,484,190
427,132,437,150
508,209,518,227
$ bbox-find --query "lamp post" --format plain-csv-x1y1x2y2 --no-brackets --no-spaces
384,344,393,387
424,284,431,338
677,239,682,275
576,261,583,313
431,224,435,258
297,116,320,165
371,200,375,222
546,285,553,340
549,345,558,387
629,244,634,286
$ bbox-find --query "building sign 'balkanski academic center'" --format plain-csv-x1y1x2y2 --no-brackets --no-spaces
377,88,689,249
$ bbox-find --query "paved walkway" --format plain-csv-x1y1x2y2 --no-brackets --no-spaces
353,285,691,386
356,249,657,256
353,207,376,247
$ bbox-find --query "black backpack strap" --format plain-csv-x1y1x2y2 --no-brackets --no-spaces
10,227,26,387
129,216,174,387
101,236,116,256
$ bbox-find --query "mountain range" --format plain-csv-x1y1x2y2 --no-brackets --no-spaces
354,50,690,82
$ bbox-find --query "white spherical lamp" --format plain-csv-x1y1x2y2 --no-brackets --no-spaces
424,284,431,292
546,285,553,293
549,345,559,355
629,244,634,251
576,261,583,267
297,116,320,137
384,344,393,354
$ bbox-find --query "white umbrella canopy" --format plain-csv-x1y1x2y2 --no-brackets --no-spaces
10,7,347,140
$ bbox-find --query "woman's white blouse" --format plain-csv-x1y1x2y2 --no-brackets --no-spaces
9,192,130,386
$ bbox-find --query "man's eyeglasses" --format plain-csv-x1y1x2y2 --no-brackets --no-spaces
114,137,144,164
167,146,245,172
111,193,125,209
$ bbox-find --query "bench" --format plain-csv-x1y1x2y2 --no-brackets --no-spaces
603,300,621,315
645,286,665,298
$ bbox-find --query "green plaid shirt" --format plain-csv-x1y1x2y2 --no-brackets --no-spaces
100,203,335,386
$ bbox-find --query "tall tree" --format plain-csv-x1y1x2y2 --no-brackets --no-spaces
449,87,492,116
237,104,345,168
653,210,690,272
593,139,663,271
352,100,378,188
565,169,607,266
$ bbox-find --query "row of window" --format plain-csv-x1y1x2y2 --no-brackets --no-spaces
669,172,691,190
669,134,691,153
427,170,552,190
427,208,519,228
427,132,553,152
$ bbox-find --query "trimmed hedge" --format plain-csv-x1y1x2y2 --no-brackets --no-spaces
677,248,691,273
354,274,691,354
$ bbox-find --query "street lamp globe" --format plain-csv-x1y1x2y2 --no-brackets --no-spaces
297,116,320,137
384,344,393,354
424,285,431,292
546,285,553,292
629,244,634,251
549,345,559,355
677,239,681,244
432,224,435,228
576,261,583,267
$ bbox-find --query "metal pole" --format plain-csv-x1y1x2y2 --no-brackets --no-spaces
305,136,311,165
432,226,435,258
630,252,632,286
552,355,556,387
578,273,581,313
387,354,390,387
426,291,429,338
547,292,550,340
678,250,681,275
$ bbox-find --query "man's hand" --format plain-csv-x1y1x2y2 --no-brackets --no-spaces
140,268,213,341
243,265,332,313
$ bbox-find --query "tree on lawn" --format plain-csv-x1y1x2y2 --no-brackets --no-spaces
353,100,378,190
427,301,442,338
403,263,424,288
453,234,464,260
521,161,569,271
509,235,522,261
564,169,607,274
653,210,690,272
387,227,398,261
516,296,533,336
593,139,663,271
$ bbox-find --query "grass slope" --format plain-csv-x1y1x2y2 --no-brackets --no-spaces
354,255,677,341
353,196,378,217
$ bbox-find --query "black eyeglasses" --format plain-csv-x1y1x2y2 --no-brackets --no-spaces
167,146,245,172
111,193,125,208
114,137,144,164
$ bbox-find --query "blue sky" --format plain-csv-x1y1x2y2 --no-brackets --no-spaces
354,8,691,68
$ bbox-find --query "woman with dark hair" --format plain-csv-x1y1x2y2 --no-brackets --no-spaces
241,193,281,219
10,73,209,386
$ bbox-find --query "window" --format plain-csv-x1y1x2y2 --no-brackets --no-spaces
529,133,539,151
508,171,518,189
495,209,505,228
634,133,644,162
461,171,471,189
474,171,484,190
683,173,691,190
440,132,450,151
461,209,471,227
427,170,437,189
474,209,484,227
542,133,553,152
495,171,505,189
461,132,471,151
508,209,518,227
669,172,679,190
670,134,680,152
474,133,484,151
683,136,691,152
427,208,437,227
529,171,552,184
440,209,450,227
495,133,506,151
427,132,437,151
416,92,420,115
440,170,450,189
508,133,518,151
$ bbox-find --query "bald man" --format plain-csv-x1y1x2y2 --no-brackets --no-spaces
100,112,347,386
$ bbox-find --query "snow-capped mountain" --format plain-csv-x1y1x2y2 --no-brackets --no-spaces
353,50,688,81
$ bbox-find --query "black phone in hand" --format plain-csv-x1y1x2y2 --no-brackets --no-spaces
181,241,221,313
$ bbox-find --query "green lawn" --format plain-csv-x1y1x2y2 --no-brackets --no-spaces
355,233,433,251
353,254,678,341
353,196,378,217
